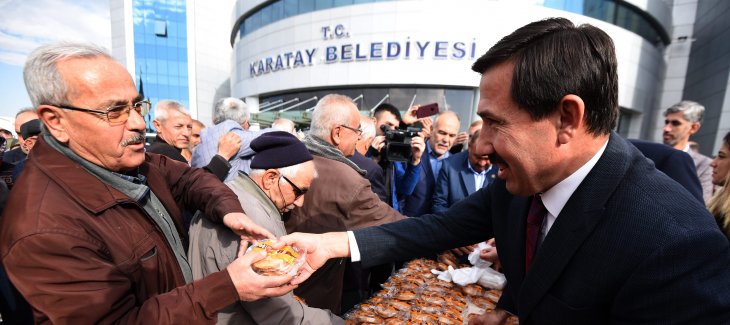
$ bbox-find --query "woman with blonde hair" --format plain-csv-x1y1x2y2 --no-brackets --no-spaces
709,131,730,239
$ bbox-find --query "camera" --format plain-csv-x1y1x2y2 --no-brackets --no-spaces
381,125,421,162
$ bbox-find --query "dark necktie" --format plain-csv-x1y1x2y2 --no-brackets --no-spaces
525,194,547,272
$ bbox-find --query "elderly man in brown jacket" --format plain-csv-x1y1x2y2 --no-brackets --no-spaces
0,42,298,324
286,94,408,314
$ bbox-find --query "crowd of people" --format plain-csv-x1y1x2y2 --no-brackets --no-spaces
1,17,730,324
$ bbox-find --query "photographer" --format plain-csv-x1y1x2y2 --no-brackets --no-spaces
368,104,427,211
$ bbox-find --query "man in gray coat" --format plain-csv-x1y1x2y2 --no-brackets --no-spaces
663,100,714,202
189,131,343,324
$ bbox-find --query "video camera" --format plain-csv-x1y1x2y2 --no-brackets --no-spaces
381,125,421,162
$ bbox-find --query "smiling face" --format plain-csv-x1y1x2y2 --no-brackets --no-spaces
44,56,147,172
711,142,730,186
467,131,490,173
475,61,565,196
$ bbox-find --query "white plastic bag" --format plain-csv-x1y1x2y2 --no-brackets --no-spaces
431,242,506,289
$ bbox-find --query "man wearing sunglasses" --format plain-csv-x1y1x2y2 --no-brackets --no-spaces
189,131,343,324
0,42,300,324
286,94,405,314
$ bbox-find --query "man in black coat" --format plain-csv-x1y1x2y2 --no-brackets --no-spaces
279,18,730,324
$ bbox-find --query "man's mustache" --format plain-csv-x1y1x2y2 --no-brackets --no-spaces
121,132,146,147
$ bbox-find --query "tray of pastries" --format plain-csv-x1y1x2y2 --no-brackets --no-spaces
345,258,519,324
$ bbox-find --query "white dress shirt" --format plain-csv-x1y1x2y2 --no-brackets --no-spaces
349,140,609,262
539,140,608,243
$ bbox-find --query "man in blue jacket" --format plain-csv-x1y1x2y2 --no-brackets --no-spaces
433,130,497,213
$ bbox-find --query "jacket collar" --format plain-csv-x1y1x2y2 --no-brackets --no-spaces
515,132,635,319
31,135,140,214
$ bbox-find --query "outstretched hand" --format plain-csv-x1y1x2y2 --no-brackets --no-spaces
274,232,351,285
223,212,275,241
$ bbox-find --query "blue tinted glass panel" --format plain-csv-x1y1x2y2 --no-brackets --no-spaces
299,0,315,13
271,1,283,21
540,0,666,46
283,0,297,17
260,5,272,25
239,0,395,38
315,0,334,10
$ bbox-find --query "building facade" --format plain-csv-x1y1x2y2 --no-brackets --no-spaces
230,0,672,137
110,0,235,129
652,0,730,156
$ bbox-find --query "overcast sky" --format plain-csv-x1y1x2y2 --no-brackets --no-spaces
0,0,111,118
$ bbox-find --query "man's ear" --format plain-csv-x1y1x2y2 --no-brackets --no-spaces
556,94,585,145
331,125,342,147
38,105,69,143
152,119,162,135
689,122,701,135
260,169,280,190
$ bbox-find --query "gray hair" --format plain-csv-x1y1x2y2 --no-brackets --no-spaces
15,107,37,118
309,94,357,139
272,118,296,133
360,115,376,140
154,100,189,122
664,100,705,123
213,97,249,124
433,110,461,126
23,41,111,107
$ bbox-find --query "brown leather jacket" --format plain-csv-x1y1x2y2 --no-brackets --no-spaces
0,136,244,324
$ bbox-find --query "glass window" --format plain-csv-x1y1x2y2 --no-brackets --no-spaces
155,20,167,37
166,47,177,61
299,0,315,14
271,1,283,22
315,0,334,10
284,0,297,17
334,0,352,7
168,61,179,76
250,11,262,31
157,59,168,74
260,5,272,25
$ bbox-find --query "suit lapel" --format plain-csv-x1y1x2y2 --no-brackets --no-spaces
484,165,498,188
460,155,476,195
517,133,633,320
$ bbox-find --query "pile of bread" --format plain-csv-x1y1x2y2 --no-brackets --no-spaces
345,258,519,324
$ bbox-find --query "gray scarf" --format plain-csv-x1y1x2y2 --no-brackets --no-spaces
303,134,366,176
44,134,193,283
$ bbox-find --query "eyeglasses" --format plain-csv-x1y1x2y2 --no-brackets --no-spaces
339,124,363,136
281,175,307,200
54,100,151,125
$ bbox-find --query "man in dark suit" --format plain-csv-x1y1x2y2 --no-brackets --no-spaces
401,111,460,217
433,130,497,213
629,139,703,203
279,18,730,324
